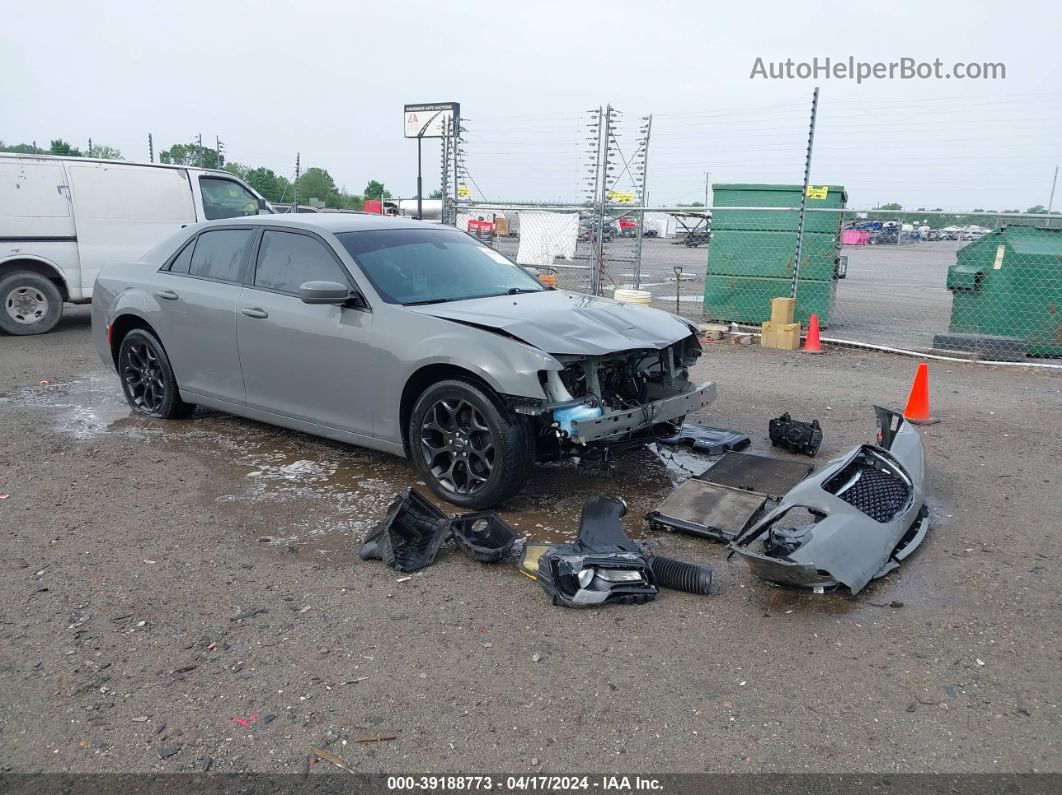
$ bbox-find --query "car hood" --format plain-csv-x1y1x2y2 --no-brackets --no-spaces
404,290,693,355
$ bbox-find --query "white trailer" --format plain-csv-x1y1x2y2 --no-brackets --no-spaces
0,154,270,334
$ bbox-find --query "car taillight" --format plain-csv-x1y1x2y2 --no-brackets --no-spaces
107,324,113,345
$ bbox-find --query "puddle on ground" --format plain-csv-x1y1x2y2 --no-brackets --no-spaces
4,376,707,552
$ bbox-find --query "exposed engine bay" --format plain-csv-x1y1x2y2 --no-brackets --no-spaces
520,332,716,455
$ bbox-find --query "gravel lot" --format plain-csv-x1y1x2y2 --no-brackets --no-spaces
1,306,1060,775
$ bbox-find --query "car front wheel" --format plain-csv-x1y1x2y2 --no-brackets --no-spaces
409,378,533,509
117,329,195,419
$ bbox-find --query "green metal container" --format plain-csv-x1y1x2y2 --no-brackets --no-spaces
712,183,847,233
944,226,1062,356
706,230,839,280
703,183,847,325
703,274,836,325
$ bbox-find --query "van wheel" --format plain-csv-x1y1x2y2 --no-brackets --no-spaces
409,379,533,510
0,272,63,335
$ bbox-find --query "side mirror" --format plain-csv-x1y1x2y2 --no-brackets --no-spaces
299,281,358,305
257,197,271,214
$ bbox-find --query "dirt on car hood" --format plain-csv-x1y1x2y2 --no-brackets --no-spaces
405,289,694,355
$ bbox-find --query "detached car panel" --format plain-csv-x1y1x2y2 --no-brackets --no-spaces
729,407,929,594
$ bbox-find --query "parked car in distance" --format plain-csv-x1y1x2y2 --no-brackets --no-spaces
577,214,617,242
92,215,714,508
0,153,271,335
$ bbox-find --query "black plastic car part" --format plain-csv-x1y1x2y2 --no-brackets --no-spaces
647,556,713,595
697,451,814,500
359,488,452,572
768,413,823,456
531,496,713,608
657,424,751,455
360,489,518,572
449,512,517,562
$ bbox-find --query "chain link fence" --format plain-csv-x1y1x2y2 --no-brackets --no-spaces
452,203,1062,363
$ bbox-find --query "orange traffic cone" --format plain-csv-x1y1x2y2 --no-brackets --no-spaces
903,362,939,425
803,314,823,354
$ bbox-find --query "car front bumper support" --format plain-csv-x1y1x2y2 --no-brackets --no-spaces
567,381,717,444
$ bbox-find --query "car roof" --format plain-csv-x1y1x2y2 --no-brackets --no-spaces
200,213,443,234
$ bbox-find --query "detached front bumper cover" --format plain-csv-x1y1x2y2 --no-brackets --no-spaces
729,406,930,594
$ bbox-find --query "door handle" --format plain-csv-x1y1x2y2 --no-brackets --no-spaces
240,307,269,319
155,290,179,301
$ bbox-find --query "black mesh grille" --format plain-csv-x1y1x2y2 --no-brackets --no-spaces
826,455,910,522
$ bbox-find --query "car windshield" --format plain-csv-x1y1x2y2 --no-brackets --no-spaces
335,228,545,305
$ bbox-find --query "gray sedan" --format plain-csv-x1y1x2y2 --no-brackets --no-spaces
92,215,714,508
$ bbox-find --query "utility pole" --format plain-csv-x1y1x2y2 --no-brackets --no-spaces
196,133,203,167
293,153,301,210
216,135,225,168
87,138,93,157
148,133,154,163
704,171,710,208
1049,165,1059,213
790,86,820,301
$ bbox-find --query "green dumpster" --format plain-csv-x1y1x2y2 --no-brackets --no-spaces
711,183,847,233
940,226,1062,357
704,275,836,325
705,230,838,280
705,183,847,325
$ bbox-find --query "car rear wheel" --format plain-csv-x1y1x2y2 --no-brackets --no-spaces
117,329,195,419
0,272,63,335
409,378,533,509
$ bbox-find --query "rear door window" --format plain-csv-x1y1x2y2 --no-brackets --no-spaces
253,230,348,294
188,229,254,282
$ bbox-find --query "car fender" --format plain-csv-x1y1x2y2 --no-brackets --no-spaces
372,313,564,446
405,326,562,396
92,274,148,367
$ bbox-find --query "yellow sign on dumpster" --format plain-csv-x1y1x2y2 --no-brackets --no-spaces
805,185,829,200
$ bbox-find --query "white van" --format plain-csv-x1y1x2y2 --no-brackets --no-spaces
0,153,271,334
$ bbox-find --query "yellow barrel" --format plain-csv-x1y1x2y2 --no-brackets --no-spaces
613,288,652,305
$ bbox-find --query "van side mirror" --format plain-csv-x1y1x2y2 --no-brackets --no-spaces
257,197,270,214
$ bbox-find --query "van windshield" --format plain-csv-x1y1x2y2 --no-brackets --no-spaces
336,228,545,305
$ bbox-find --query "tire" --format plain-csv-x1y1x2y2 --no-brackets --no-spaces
409,378,533,509
0,272,63,335
117,329,195,419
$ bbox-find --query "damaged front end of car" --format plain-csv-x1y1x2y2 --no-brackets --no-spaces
728,406,930,594
514,331,715,457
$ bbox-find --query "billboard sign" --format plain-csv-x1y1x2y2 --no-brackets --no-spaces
404,102,460,138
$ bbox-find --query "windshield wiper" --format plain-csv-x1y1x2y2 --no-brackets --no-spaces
404,297,454,306
505,287,541,295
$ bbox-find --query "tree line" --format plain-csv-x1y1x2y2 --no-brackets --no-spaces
0,137,443,211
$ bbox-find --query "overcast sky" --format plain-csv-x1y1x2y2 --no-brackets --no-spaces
3,0,1059,211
